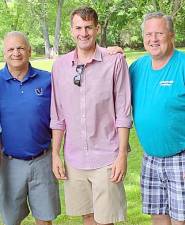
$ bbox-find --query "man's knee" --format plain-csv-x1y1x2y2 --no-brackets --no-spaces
35,219,52,225
152,215,171,225
171,218,185,225
83,213,96,225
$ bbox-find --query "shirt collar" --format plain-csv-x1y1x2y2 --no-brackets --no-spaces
71,44,103,66
2,63,38,81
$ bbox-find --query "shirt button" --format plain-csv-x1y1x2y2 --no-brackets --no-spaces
21,91,24,94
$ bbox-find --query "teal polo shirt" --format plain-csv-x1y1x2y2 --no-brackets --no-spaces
0,64,51,159
130,50,185,157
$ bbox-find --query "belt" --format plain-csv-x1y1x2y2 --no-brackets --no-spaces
3,149,49,161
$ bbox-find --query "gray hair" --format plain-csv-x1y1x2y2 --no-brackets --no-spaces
3,31,31,49
141,12,174,35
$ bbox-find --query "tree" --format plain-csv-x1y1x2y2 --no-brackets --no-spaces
1,0,185,56
21,0,64,58
171,0,184,17
152,0,160,11
53,0,64,56
91,0,127,47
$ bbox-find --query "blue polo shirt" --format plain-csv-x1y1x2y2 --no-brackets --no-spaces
0,64,51,159
130,50,185,157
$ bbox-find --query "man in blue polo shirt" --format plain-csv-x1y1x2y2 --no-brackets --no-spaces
130,12,185,225
0,31,60,225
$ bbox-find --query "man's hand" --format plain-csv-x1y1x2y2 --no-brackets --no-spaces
52,153,67,180
110,154,127,183
107,46,125,57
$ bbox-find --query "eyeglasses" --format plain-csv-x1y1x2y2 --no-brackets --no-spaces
74,64,85,87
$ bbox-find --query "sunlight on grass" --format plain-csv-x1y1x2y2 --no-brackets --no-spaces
0,51,159,225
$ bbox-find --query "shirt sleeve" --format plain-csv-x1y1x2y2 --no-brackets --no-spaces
113,54,132,128
50,62,66,131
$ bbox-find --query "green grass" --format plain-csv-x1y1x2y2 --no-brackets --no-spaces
1,128,148,225
125,50,146,65
1,48,185,224
0,59,54,71
20,129,149,225
0,50,156,225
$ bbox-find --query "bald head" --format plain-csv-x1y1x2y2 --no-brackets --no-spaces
3,31,31,51
3,31,31,74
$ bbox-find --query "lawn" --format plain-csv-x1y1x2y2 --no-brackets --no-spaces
20,129,150,225
0,50,148,225
1,48,185,224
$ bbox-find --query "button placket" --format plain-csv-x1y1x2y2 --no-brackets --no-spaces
80,70,88,153
20,82,24,94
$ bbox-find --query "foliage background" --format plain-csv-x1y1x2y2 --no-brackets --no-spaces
0,0,185,59
0,0,185,224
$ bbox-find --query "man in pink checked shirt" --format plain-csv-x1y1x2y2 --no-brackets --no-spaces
50,6,132,225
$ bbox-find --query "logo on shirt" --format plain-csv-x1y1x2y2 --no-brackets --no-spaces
35,88,43,96
160,80,174,86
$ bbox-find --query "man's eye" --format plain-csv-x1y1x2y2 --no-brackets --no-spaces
18,47,25,50
8,48,14,52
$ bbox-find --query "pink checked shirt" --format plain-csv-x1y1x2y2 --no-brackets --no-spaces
50,45,132,169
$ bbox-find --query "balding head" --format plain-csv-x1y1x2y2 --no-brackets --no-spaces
3,31,31,51
3,31,31,75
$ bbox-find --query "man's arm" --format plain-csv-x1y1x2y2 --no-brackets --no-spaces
110,127,129,183
110,54,132,183
50,62,67,180
52,129,67,180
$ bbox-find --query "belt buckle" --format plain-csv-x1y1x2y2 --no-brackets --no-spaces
43,149,47,155
8,155,13,160
32,149,47,160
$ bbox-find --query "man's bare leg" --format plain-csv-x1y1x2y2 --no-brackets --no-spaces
83,214,97,225
35,219,52,225
171,218,185,225
152,215,171,225
83,213,114,225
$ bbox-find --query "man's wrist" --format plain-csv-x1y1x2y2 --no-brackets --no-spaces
52,150,60,157
117,150,128,158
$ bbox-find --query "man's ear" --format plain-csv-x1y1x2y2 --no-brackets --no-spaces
29,47,32,57
97,24,101,35
171,32,175,39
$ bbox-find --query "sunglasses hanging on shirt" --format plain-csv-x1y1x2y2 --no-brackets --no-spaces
74,64,85,87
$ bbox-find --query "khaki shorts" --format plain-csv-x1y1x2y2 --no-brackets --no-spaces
64,163,126,224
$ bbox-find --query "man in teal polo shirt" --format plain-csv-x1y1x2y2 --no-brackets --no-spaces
130,12,185,225
0,31,60,225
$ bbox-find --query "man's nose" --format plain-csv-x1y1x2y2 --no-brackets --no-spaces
81,28,88,36
13,48,21,55
151,33,158,41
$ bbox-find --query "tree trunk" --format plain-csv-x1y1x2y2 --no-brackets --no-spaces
40,16,52,58
152,0,160,11
100,17,109,47
3,0,8,8
53,0,64,57
171,0,183,18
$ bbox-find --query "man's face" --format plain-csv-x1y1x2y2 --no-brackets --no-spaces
71,14,99,51
3,35,31,71
143,18,174,60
